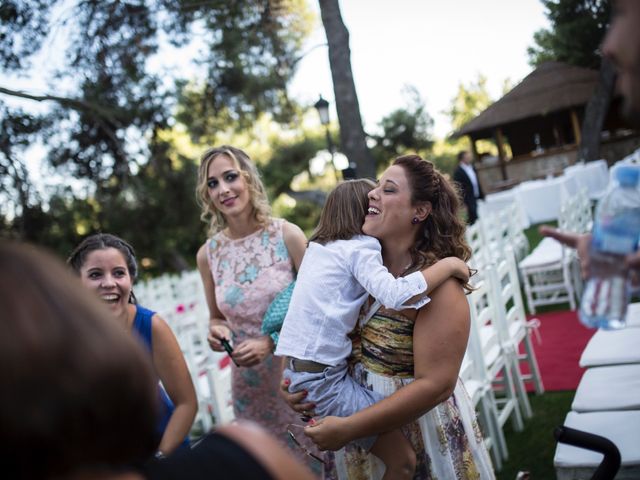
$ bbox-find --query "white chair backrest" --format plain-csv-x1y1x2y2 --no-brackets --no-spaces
505,203,530,260
465,221,489,275
466,277,502,374
482,211,511,255
489,247,528,346
559,188,592,234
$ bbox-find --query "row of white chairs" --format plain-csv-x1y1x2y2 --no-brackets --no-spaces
554,305,640,479
461,245,543,470
467,203,530,277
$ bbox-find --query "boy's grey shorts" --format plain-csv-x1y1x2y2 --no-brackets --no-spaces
285,359,384,451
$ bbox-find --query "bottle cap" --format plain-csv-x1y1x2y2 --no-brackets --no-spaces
615,165,640,187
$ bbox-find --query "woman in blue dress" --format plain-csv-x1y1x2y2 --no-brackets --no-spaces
69,233,197,456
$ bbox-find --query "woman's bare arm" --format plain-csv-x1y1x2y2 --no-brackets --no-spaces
151,314,198,454
196,243,232,351
304,278,469,450
282,220,307,272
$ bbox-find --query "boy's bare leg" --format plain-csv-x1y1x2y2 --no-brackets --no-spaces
369,429,416,480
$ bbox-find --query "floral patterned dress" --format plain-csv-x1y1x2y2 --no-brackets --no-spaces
206,218,322,473
325,304,495,480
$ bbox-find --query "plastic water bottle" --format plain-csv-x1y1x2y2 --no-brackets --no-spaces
579,165,640,329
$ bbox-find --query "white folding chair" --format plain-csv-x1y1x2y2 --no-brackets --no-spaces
136,273,179,319
465,219,489,277
459,351,504,471
572,364,640,413
579,328,640,368
554,410,640,480
466,278,525,462
518,191,590,313
478,212,511,261
178,308,235,431
623,302,640,328
504,203,530,261
490,247,544,399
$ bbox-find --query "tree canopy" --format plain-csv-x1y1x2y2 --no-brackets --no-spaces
527,0,610,69
0,0,316,273
528,0,614,163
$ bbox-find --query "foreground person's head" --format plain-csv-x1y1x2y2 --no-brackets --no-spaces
0,241,158,479
602,0,640,124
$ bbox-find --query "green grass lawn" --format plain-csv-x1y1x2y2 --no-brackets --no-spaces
496,391,575,479
523,221,552,250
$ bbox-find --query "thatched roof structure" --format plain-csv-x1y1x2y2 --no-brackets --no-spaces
454,61,599,138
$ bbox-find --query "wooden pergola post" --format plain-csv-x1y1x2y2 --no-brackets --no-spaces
470,137,480,161
570,109,582,145
495,127,508,180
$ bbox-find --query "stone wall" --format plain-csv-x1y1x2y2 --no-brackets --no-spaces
475,134,640,193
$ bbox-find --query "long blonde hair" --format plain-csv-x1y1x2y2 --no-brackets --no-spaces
196,145,271,236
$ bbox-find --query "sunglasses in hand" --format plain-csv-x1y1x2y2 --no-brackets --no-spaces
221,338,239,367
287,423,325,465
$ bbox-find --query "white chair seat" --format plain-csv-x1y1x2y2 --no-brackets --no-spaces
518,237,563,268
579,328,640,367
572,364,640,412
624,302,640,328
554,410,640,480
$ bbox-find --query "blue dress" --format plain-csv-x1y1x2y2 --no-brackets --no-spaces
132,305,189,448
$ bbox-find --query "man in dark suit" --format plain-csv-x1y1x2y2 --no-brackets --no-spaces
453,150,484,224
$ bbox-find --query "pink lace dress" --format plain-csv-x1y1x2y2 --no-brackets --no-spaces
206,218,321,471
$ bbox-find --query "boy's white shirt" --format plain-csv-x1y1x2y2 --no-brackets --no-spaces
275,235,430,366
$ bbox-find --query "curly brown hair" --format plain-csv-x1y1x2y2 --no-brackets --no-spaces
393,155,471,283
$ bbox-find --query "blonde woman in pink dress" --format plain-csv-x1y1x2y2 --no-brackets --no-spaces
195,146,317,466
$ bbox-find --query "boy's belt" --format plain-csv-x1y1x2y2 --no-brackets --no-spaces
288,357,329,373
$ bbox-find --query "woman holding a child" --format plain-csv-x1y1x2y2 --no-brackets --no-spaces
286,154,495,479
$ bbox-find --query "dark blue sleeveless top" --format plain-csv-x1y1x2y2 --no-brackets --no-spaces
132,305,189,448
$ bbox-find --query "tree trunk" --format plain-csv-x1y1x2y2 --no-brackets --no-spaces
318,0,376,179
578,58,617,162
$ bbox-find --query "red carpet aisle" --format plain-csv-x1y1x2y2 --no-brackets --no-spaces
522,310,596,392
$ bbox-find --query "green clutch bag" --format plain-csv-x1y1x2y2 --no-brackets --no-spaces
261,281,296,348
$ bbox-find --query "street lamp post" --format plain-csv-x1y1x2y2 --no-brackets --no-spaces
313,95,340,181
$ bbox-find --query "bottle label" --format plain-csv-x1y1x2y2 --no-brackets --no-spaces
593,211,640,255
595,231,637,254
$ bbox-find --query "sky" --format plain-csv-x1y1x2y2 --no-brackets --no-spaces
290,0,550,138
